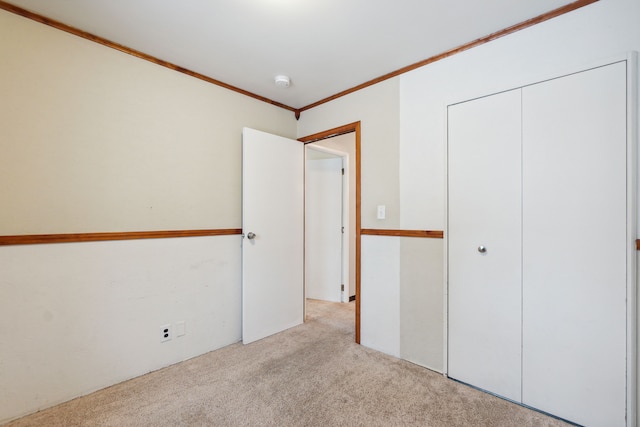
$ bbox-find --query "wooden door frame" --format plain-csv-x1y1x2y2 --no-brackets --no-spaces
299,122,362,343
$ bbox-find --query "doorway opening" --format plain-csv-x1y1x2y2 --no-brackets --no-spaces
305,145,348,303
299,122,361,343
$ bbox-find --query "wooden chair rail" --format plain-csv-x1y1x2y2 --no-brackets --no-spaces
0,229,242,246
360,229,443,238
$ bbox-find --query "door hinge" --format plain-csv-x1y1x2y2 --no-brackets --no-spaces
342,168,345,175
341,226,344,234
341,284,344,291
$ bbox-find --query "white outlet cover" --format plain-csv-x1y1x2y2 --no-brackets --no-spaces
161,324,171,342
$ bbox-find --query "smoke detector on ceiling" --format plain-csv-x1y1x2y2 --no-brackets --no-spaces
274,75,291,88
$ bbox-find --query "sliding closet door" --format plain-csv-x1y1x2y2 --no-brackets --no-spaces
447,89,522,402
521,62,628,426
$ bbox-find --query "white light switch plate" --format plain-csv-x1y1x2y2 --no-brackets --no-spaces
176,321,186,337
377,205,386,219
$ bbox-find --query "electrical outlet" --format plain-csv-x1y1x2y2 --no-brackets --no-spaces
161,324,171,342
176,321,186,337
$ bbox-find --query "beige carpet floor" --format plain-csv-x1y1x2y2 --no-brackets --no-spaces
6,299,570,426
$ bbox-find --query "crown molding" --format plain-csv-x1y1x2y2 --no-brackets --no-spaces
0,1,297,113
296,0,598,114
1,0,599,119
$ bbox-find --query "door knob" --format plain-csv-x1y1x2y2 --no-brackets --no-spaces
247,232,256,240
478,245,487,253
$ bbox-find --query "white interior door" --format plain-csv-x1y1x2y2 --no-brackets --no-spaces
242,127,304,344
447,89,523,402
305,154,343,302
521,62,628,426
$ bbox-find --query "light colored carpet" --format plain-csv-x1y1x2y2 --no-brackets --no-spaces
6,299,569,426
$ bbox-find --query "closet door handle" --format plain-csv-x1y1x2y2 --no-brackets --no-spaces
478,245,487,253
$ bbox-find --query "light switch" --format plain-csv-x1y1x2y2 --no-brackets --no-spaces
176,321,186,337
377,205,386,219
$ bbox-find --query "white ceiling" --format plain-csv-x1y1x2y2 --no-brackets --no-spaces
5,0,579,109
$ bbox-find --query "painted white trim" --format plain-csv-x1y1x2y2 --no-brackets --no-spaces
442,98,450,377
306,144,349,159
625,51,638,427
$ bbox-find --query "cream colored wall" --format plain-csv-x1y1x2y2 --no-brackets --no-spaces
0,10,295,234
399,238,444,369
297,79,402,356
0,9,297,424
297,79,400,229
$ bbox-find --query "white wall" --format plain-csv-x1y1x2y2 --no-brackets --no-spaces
297,79,402,354
399,0,640,374
297,79,400,230
0,236,241,423
300,0,640,377
360,235,444,368
400,0,640,232
3,0,639,422
0,9,297,424
360,235,400,356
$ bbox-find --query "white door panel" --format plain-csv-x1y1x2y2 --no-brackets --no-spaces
447,89,523,402
242,128,304,344
306,156,343,302
521,62,628,426
447,60,632,427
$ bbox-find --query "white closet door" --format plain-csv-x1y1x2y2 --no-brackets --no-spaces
447,89,523,402
522,62,628,426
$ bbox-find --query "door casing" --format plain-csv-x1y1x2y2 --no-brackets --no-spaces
299,122,362,343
